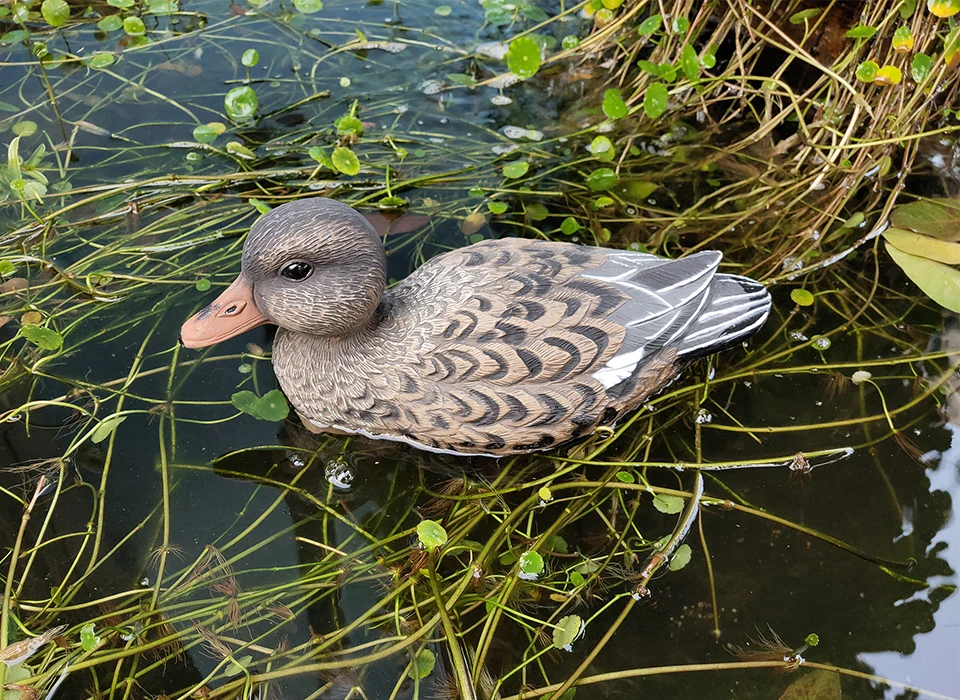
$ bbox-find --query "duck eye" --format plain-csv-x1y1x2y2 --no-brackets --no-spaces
280,261,313,282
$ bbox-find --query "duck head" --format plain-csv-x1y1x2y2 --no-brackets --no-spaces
180,199,386,348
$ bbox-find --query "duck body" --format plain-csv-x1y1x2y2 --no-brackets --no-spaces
181,199,771,456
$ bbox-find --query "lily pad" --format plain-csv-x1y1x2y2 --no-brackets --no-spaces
408,648,436,680
668,543,692,571
488,201,508,215
231,389,290,421
602,88,628,119
506,36,541,80
552,615,583,651
585,167,617,191
331,147,360,175
41,0,70,26
224,86,258,121
652,493,684,514
123,16,145,35
241,49,259,67
643,82,668,119
502,160,529,178
416,519,447,549
518,551,544,580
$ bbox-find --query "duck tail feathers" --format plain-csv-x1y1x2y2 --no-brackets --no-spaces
675,274,771,359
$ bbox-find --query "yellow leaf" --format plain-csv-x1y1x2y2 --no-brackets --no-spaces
883,228,960,264
872,65,902,85
460,212,487,235
928,0,960,18
778,670,841,700
885,241,960,312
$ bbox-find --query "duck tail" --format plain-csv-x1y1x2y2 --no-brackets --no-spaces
674,274,771,360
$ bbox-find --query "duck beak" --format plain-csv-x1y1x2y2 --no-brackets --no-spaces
180,275,269,349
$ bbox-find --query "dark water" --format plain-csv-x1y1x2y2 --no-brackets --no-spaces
1,1,958,699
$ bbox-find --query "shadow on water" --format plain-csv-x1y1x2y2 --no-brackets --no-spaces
0,0,958,698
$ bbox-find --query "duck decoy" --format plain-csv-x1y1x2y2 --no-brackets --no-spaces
181,198,771,456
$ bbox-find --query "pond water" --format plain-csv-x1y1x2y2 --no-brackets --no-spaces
1,1,958,699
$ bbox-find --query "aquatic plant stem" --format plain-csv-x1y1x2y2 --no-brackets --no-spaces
427,552,477,700
0,475,47,691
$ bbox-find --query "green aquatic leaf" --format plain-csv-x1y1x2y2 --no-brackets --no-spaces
845,24,877,39
790,289,814,306
293,0,323,12
241,48,259,67
911,53,932,82
855,60,878,82
308,146,334,169
525,202,548,221
224,655,252,677
569,570,585,586
643,81,668,118
883,228,960,264
20,325,63,351
615,470,635,483
224,86,258,121
434,5,451,15
1,30,29,45
231,389,290,421
789,8,820,23
195,278,211,291
226,141,256,160
502,160,529,178
652,493,684,514
192,124,218,143
507,36,541,80
890,198,960,240
637,13,661,35
680,44,699,80
518,551,544,580
585,167,617,191
12,121,36,137
668,544,692,571
80,623,101,652
378,196,407,210
417,519,447,549
41,0,69,26
96,14,123,31
885,241,960,312
335,115,364,136
561,35,579,50
560,217,580,235
123,15,145,35
331,147,360,175
488,201,508,215
0,261,16,277
408,648,436,680
91,415,127,444
249,198,271,214
552,615,582,650
588,135,614,161
602,88,628,119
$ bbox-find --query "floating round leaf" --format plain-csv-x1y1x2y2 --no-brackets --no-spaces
615,470,635,483
525,202,548,221
293,0,323,13
560,217,580,235
680,44,699,80
643,81,668,119
790,289,814,306
892,25,914,51
417,519,447,549
911,53,932,81
192,124,218,143
226,141,256,159
518,551,544,580
255,390,289,421
339,76,350,87
308,146,333,169
335,115,364,136
602,88,628,119
928,0,960,17
378,196,407,210
872,65,902,85
96,14,123,31
855,60,878,82
585,167,617,191
502,160,529,178
195,278,211,291
224,86,258,121
408,648,435,680
506,36,541,80
652,493,684,514
461,212,486,235
41,0,70,26
123,16,145,35
241,48,259,67
552,615,582,651
488,201,508,215
331,147,360,175
637,13,661,34
668,543,692,571
434,5,451,15
588,135,614,161
561,35,580,50
12,121,37,137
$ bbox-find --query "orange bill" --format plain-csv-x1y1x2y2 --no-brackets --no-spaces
180,275,269,349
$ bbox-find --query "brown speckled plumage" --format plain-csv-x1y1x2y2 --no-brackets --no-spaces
186,199,772,456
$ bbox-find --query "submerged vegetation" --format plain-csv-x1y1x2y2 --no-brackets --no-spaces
1,0,959,698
